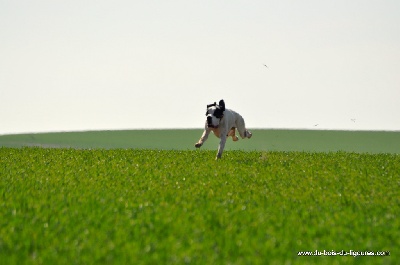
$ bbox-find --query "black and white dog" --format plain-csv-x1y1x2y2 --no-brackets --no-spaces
195,99,252,159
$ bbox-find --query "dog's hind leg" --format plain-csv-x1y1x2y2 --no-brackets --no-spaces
227,128,239,141
236,115,252,139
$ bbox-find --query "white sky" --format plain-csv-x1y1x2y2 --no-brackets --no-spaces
1,0,399,134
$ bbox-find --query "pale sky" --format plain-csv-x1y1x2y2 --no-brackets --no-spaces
1,0,399,134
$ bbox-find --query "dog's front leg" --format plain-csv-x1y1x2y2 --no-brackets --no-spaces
216,134,227,159
195,129,211,148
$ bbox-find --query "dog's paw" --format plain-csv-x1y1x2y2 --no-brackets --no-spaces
246,131,253,139
194,143,202,148
232,135,239,141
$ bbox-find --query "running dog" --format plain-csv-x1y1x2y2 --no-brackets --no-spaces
195,99,252,159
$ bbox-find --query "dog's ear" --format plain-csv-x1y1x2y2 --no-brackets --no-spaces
218,99,225,111
214,100,225,118
207,102,216,108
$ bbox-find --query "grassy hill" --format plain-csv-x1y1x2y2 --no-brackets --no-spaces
1,129,400,153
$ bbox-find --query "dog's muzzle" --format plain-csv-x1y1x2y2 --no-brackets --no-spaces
207,116,217,128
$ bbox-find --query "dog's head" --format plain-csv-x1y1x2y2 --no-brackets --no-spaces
205,99,225,128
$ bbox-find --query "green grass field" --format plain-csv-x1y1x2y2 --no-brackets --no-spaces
1,129,400,153
0,130,399,264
